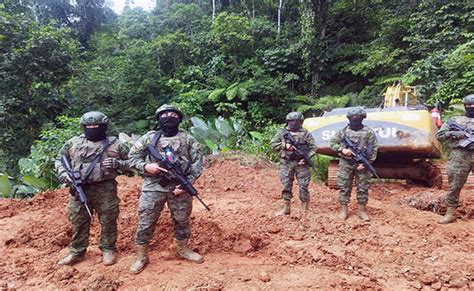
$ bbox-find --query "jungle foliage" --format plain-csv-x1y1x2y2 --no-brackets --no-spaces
0,0,473,193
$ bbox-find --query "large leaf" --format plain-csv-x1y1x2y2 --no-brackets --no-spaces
226,83,239,100
0,174,12,197
231,118,244,132
204,139,219,155
190,116,209,130
215,116,233,137
208,88,226,101
18,158,39,176
189,127,209,144
237,87,249,100
22,175,48,190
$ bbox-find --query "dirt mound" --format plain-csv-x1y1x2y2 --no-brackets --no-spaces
0,157,473,289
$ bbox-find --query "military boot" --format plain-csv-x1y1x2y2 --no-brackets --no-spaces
301,201,309,211
176,239,203,263
102,250,116,266
438,207,456,224
57,252,85,266
338,204,348,220
358,204,370,222
275,200,291,216
130,244,149,274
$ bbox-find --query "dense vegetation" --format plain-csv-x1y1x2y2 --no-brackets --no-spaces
0,0,472,196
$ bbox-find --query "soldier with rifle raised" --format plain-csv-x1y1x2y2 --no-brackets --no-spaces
271,112,317,215
55,111,130,266
436,94,474,224
330,108,379,222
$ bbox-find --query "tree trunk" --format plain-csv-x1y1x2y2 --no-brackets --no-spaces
308,0,329,95
277,0,283,35
212,0,216,18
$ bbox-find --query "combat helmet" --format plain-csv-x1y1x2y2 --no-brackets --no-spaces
463,94,474,105
80,111,109,125
285,112,304,121
155,104,183,121
346,107,367,118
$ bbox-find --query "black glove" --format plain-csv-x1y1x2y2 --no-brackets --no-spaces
450,131,467,140
58,174,71,184
103,157,119,169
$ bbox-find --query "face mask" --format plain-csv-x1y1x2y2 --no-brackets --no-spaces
159,116,180,136
348,117,364,130
287,120,303,132
465,106,474,118
84,124,107,141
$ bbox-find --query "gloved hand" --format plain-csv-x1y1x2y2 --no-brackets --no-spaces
58,174,71,184
103,157,119,169
450,131,467,140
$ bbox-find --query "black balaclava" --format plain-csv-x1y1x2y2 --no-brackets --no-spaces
465,106,474,118
348,117,364,131
159,114,181,137
84,124,107,141
287,120,303,132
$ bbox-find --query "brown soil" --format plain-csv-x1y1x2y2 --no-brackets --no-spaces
1,157,473,290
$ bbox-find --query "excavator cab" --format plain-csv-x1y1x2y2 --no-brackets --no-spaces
383,82,419,108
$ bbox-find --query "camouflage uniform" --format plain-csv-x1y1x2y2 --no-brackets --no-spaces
330,125,378,206
436,115,473,208
271,120,317,203
129,131,203,245
55,116,130,256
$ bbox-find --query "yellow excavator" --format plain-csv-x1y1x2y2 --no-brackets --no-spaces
303,83,444,188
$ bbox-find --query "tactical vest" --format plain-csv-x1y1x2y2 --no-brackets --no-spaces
340,126,372,161
150,131,192,175
280,129,309,160
69,136,120,184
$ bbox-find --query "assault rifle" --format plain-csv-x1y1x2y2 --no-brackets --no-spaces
341,134,380,179
145,144,211,211
61,155,93,218
448,121,474,148
282,131,316,169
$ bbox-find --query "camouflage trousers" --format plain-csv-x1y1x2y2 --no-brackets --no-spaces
445,149,473,208
135,190,193,245
67,180,119,255
279,159,311,202
337,159,371,205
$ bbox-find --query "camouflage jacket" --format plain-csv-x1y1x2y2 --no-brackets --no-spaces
55,135,130,184
330,126,378,162
436,115,474,150
128,130,204,192
271,127,317,161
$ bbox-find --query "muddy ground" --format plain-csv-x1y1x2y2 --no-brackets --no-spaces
0,156,473,290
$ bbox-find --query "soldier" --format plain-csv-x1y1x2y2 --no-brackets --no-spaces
330,108,378,222
55,111,130,266
129,104,204,274
271,112,317,215
436,94,474,224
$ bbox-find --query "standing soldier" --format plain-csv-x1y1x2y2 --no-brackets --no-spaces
330,108,378,221
55,111,130,266
271,112,317,215
436,94,474,224
129,104,204,274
